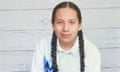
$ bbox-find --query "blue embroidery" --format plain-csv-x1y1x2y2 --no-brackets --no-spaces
44,57,54,72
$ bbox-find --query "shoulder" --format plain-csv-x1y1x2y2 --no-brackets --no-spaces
84,38,100,56
84,38,101,64
34,36,53,56
35,36,52,59
36,36,52,50
84,38,101,72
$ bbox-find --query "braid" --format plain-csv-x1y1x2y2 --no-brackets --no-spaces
51,31,85,72
78,30,85,72
51,32,58,72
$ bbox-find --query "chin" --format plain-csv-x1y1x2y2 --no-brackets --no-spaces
60,38,72,43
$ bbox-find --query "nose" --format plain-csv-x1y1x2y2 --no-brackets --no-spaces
63,22,69,32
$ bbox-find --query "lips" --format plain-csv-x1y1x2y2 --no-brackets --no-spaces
61,33,71,38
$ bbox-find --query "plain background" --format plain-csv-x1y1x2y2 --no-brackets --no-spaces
0,0,120,72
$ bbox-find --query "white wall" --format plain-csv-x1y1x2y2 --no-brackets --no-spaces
0,0,120,72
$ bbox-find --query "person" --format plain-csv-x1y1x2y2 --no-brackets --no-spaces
31,1,101,72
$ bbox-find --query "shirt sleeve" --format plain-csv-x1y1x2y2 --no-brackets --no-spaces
31,41,44,72
89,46,101,72
85,39,101,72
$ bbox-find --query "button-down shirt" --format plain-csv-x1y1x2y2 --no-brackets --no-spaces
57,37,80,72
31,37,101,72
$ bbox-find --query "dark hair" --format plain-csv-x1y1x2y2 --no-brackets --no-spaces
52,1,82,24
51,1,85,72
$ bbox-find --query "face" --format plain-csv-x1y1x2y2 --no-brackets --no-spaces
52,7,82,44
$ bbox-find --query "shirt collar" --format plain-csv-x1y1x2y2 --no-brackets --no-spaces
57,37,79,56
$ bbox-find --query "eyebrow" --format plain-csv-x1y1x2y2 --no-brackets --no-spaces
69,19,77,21
55,18,77,21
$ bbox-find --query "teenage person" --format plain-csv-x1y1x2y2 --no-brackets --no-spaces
31,1,101,72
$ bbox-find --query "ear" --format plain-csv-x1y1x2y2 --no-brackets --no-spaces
52,24,55,31
78,22,82,31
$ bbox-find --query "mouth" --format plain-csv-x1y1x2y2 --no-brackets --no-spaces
61,33,71,38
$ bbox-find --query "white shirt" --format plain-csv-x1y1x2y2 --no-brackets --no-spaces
31,37,101,72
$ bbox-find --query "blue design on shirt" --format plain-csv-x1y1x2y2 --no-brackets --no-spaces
44,57,54,72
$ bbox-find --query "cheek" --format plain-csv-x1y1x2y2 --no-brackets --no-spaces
71,26,80,36
71,26,80,32
53,26,62,33
72,30,79,37
53,27,63,38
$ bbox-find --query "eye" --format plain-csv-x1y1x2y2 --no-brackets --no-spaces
69,21,75,24
56,21,63,24
57,22,62,23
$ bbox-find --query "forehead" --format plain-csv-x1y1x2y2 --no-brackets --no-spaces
55,7,78,19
